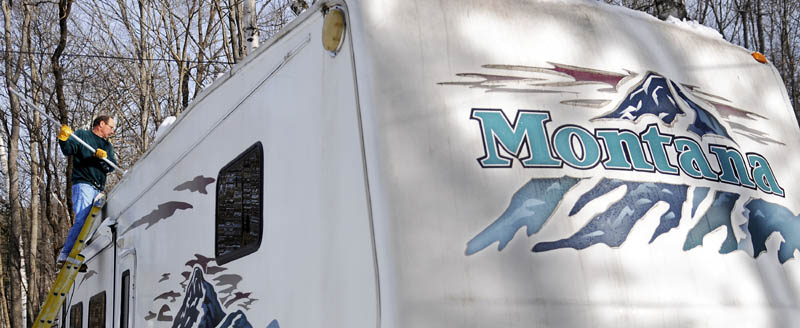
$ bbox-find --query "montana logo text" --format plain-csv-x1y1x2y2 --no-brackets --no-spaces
470,109,784,197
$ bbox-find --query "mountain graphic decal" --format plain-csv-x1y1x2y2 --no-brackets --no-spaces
173,268,226,328
467,177,799,265
466,177,581,255
440,63,779,145
217,310,253,328
533,178,688,252
744,199,800,263
596,72,733,141
149,254,281,328
597,73,684,124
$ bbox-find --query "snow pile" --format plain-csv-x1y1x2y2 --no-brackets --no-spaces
153,116,177,143
666,16,723,40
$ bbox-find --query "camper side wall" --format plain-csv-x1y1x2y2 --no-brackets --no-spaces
106,7,378,328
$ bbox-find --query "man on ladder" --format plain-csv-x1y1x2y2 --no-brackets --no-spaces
55,115,117,270
8,87,125,327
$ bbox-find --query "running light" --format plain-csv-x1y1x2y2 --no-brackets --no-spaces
752,51,767,64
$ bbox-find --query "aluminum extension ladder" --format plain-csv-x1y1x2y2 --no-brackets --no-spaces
33,193,106,328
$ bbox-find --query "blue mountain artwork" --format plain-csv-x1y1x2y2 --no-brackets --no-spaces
465,176,581,255
172,268,226,328
218,310,253,328
744,199,800,263
683,191,740,254
597,72,733,141
533,179,687,252
172,267,280,328
467,176,800,265
691,187,710,217
597,73,684,124
670,82,733,141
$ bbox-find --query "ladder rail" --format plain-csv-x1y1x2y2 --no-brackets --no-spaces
33,194,106,328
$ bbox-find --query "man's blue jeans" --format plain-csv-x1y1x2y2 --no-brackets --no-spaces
58,183,100,261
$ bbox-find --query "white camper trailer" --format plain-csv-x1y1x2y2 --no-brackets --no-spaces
63,0,800,327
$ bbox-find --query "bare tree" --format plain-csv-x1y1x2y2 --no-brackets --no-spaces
52,0,75,225
24,30,44,325
0,107,10,328
1,0,32,326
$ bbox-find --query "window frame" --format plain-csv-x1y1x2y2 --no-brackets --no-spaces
69,302,83,328
88,291,106,328
120,270,130,328
61,299,68,328
214,142,264,265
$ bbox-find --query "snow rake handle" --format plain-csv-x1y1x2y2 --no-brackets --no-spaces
8,86,126,174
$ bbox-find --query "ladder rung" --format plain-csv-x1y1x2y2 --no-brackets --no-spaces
32,194,105,328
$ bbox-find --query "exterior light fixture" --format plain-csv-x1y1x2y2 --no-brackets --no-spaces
752,51,767,64
322,7,346,55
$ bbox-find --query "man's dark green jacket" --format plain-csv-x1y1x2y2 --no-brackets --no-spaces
58,129,117,190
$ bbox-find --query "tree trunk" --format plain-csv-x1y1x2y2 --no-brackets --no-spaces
2,0,31,325
228,0,244,62
708,0,728,40
39,134,59,302
4,53,23,328
755,0,765,53
181,63,190,109
0,135,10,328
19,235,27,327
741,1,749,49
0,124,8,196
26,86,43,328
216,0,234,63
52,0,75,221
779,0,798,111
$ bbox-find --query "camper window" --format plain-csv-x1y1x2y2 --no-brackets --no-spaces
69,302,83,328
215,142,264,265
88,291,106,328
120,270,130,328
62,300,68,328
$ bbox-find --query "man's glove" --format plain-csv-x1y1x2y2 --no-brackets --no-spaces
94,149,107,159
58,125,73,141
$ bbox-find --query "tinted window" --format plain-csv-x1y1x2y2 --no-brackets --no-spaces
62,300,68,328
120,270,130,328
215,142,263,265
88,291,105,328
70,302,82,328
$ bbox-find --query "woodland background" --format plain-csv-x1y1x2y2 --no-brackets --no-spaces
0,0,798,327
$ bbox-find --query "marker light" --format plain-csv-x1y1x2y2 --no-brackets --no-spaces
752,51,767,64
322,8,346,55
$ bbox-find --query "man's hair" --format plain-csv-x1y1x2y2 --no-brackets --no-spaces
92,115,113,128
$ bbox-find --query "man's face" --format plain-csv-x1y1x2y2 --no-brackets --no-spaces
99,118,115,138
